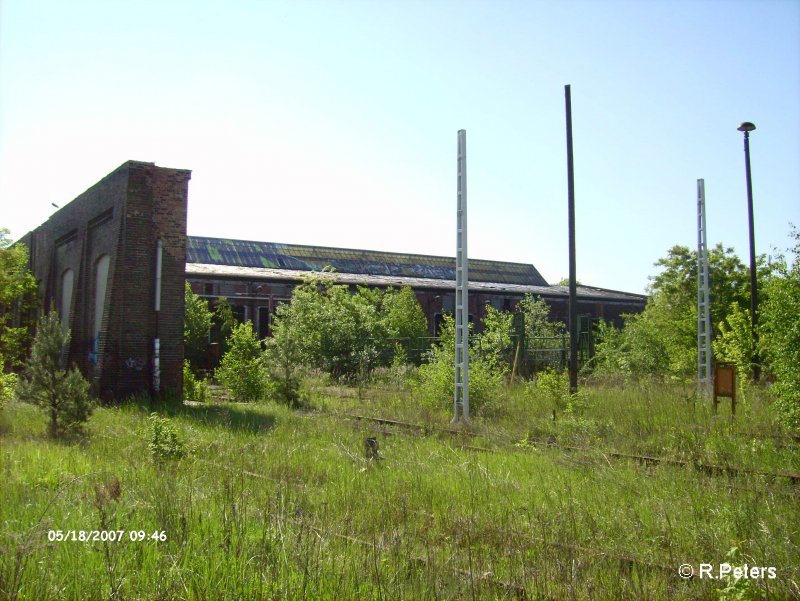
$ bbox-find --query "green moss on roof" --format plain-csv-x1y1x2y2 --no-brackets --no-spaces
188,236,549,286
207,244,223,263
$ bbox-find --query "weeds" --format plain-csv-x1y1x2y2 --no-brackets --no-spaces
1,377,798,600
147,413,186,461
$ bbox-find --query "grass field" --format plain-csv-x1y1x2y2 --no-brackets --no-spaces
1,377,798,600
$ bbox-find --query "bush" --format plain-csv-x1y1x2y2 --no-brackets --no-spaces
382,286,429,365
184,282,213,370
263,303,303,407
16,311,93,438
535,368,590,417
413,314,503,414
183,360,209,402
713,303,755,384
0,370,16,406
147,413,186,461
760,228,800,429
0,229,40,369
535,368,570,413
216,321,266,402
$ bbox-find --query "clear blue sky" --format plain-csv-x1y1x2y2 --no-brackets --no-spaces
1,0,798,294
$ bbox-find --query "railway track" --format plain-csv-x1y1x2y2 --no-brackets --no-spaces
199,458,676,599
339,413,800,486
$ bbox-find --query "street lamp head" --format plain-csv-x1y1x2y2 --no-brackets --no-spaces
737,122,756,132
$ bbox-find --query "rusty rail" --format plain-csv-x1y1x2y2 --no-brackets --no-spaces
340,413,800,485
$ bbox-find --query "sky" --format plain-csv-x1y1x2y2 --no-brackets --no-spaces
1,0,798,294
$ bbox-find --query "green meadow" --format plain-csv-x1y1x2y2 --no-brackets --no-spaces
1,379,798,600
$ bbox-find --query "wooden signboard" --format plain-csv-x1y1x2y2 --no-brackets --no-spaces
714,362,736,415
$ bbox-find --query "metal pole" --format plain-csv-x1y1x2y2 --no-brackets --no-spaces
153,239,163,396
565,85,578,394
741,128,760,382
697,179,712,398
453,129,469,423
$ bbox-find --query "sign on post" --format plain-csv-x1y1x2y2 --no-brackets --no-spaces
714,362,736,416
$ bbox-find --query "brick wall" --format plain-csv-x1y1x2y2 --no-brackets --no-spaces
21,161,191,400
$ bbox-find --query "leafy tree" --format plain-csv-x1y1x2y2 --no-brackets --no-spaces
381,286,429,364
0,371,16,405
592,244,771,381
184,282,213,370
518,294,565,344
264,301,304,406
216,321,266,402
760,228,800,429
477,306,514,371
414,313,504,414
274,275,387,380
0,229,39,369
712,303,755,383
212,297,237,355
591,312,670,379
650,243,771,340
183,360,209,402
16,311,93,437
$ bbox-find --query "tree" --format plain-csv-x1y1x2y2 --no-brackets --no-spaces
16,311,93,437
477,306,514,371
0,229,39,369
712,303,755,382
272,274,386,380
184,282,213,370
593,244,771,381
264,301,304,406
518,294,565,343
381,286,429,364
216,321,266,402
212,297,237,355
414,313,503,414
760,228,800,429
591,311,671,380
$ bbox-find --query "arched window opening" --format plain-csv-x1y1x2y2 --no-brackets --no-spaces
93,255,111,341
60,269,74,333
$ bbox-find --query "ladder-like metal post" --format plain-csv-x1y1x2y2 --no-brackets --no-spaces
453,129,469,423
697,179,712,398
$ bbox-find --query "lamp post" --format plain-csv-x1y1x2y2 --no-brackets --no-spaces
737,121,759,382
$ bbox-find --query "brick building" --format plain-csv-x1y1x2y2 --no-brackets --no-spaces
20,161,645,399
20,161,191,399
185,237,647,341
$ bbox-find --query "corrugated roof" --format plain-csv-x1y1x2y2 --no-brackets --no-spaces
185,262,648,303
187,236,549,286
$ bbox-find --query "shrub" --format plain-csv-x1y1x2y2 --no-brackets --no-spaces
535,368,570,413
147,413,186,461
216,321,266,402
264,303,303,407
0,370,16,406
713,303,755,384
183,360,209,402
184,282,213,370
269,274,387,381
476,306,515,371
413,314,503,414
382,286,429,365
760,228,800,429
0,229,39,369
16,312,93,438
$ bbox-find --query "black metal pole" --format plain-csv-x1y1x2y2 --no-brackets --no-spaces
565,85,578,394
742,129,760,382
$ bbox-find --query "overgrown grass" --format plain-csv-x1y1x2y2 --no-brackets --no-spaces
1,377,798,600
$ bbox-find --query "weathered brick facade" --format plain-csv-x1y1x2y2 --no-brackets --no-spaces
21,161,191,399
